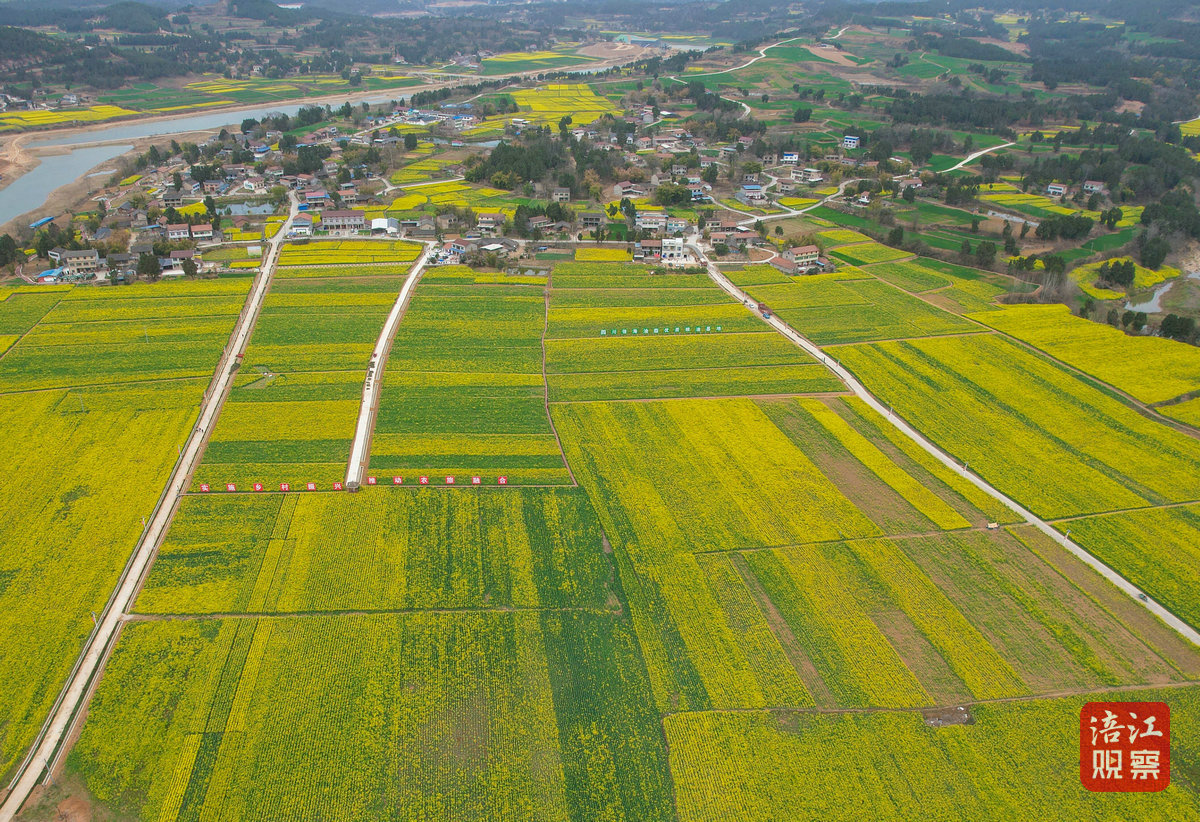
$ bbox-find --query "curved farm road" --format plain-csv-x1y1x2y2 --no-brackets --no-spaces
944,141,1014,172
687,238,1200,649
0,196,302,822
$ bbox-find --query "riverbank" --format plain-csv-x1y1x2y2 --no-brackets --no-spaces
0,130,215,236
0,135,38,194
0,45,660,236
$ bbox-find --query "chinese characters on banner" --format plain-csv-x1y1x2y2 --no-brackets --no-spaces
1081,702,1169,792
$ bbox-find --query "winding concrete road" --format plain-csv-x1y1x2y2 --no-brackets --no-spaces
944,141,1015,172
688,238,1200,649
0,195,302,822
345,241,437,487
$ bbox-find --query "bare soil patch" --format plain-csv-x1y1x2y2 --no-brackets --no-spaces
804,45,860,68
977,37,1029,57
923,705,974,727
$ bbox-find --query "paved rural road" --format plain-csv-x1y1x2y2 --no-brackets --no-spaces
671,36,803,81
688,238,1200,649
0,196,302,822
944,141,1015,172
345,241,438,486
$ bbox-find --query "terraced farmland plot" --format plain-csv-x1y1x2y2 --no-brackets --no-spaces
903,257,1017,314
546,265,842,400
70,610,673,822
722,265,791,287
421,265,547,287
547,302,763,338
828,241,912,266
551,261,713,290
371,280,571,485
837,334,1200,518
0,283,247,392
968,303,1200,404
0,282,250,783
193,277,396,490
666,687,1200,822
138,487,612,614
510,83,618,127
866,260,952,293
747,276,979,344
551,286,735,308
817,228,874,246
546,333,837,400
275,239,421,271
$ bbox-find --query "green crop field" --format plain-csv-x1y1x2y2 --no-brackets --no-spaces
969,304,1200,404
72,610,672,821
745,275,980,344
193,275,398,490
370,276,571,485
545,262,842,400
0,281,249,783
18,26,1200,815
667,688,1200,822
837,334,1200,519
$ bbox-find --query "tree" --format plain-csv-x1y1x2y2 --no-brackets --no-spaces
902,185,916,203
1133,312,1147,332
793,107,812,123
974,240,997,267
960,239,972,258
1161,314,1196,342
887,226,904,246
181,257,198,279
1140,235,1170,270
137,252,161,282
404,132,418,151
702,164,718,185
0,234,18,267
1122,310,1134,328
172,171,183,190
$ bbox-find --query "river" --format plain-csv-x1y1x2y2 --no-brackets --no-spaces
1125,270,1200,313
0,144,132,227
0,98,400,230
